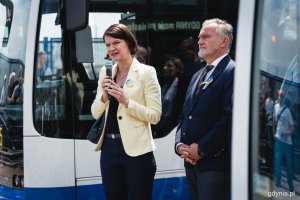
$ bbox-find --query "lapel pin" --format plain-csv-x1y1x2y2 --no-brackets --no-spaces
125,79,134,87
202,76,213,90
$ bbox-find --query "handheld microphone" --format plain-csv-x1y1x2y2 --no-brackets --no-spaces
105,62,112,80
105,61,113,100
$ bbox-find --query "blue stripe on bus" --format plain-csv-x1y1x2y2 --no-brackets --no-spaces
25,186,75,200
0,176,189,199
0,185,23,200
153,176,190,200
76,176,190,200
76,184,105,200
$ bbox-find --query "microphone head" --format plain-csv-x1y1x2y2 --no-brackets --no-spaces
105,61,113,79
105,61,113,100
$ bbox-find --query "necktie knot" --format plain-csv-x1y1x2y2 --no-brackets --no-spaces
202,64,213,80
206,64,213,72
194,64,214,95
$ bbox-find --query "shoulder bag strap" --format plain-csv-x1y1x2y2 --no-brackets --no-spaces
277,106,287,122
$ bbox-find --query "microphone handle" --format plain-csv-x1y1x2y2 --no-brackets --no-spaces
106,65,112,100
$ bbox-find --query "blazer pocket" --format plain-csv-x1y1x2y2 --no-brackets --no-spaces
134,121,147,127
125,113,147,127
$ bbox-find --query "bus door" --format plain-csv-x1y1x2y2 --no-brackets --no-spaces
72,3,151,199
73,0,239,200
23,0,87,199
250,0,300,199
233,0,300,199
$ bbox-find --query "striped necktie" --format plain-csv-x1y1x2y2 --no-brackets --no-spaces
195,64,213,95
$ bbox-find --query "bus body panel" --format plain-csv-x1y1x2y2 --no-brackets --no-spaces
232,0,256,200
0,0,240,199
23,0,40,138
24,137,75,188
74,141,101,178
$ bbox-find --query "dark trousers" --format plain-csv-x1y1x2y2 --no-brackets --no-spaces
265,125,274,170
274,138,294,191
185,168,230,200
100,137,156,200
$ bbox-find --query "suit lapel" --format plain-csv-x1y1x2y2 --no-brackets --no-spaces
189,55,231,112
117,58,139,111
184,70,202,114
123,58,139,95
208,55,230,84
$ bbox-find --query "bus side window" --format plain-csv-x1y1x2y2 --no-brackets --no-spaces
33,11,70,138
252,0,300,197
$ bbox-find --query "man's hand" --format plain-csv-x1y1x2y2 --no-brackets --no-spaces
185,143,201,162
177,144,189,157
177,144,197,165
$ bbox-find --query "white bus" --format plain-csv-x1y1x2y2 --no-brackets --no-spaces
0,0,300,199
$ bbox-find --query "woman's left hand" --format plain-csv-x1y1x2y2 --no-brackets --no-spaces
107,80,129,107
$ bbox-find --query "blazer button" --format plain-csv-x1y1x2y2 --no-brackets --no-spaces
118,116,122,120
188,116,192,119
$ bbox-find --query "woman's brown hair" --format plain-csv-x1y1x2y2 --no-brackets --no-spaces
103,24,138,56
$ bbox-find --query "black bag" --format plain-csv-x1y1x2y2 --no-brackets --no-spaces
87,112,105,144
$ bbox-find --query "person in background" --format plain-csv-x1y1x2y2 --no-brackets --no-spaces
161,57,184,104
6,72,16,104
175,18,235,200
273,89,294,192
36,51,50,82
152,56,184,137
265,90,275,128
264,89,274,170
174,38,205,124
0,75,7,105
136,45,148,64
91,24,161,200
11,77,23,104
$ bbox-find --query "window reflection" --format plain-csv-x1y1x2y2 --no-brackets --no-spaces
0,0,30,189
33,13,67,137
152,56,184,137
254,0,300,198
0,0,13,47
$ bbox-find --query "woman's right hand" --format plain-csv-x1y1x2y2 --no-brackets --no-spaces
101,76,112,102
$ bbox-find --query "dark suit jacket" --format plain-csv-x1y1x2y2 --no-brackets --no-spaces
175,55,235,171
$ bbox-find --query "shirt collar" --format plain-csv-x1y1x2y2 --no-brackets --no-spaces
210,53,228,69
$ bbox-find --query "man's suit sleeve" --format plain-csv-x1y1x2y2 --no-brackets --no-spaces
174,127,183,156
174,71,200,156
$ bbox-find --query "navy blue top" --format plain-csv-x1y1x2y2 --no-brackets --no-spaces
104,82,121,135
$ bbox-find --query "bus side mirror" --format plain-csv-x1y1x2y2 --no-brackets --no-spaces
65,0,88,31
75,26,94,63
0,0,14,47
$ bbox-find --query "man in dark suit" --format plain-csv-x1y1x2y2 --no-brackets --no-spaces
175,18,235,200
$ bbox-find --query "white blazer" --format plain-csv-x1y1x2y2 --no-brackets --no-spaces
91,58,162,156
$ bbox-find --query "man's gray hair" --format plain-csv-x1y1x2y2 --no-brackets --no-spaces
9,72,16,81
202,18,233,51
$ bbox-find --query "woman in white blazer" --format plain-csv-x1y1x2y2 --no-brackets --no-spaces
91,24,161,200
